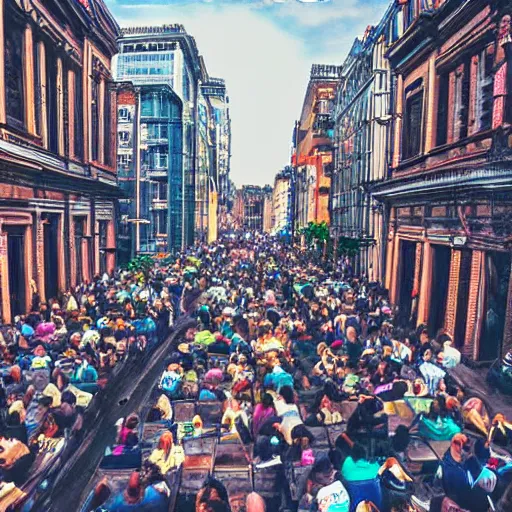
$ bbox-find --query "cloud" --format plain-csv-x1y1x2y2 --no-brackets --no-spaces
106,0,391,185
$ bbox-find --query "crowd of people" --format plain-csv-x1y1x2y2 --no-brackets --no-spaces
3,233,512,512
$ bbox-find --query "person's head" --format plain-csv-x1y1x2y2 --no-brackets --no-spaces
261,392,273,409
351,442,367,462
419,328,429,345
125,413,139,430
61,390,77,407
38,396,52,414
124,471,143,504
246,492,266,512
279,385,294,404
422,348,432,362
450,433,470,463
157,431,174,455
346,326,357,343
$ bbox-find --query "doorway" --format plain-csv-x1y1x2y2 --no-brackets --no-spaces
6,226,26,319
43,214,59,301
397,240,416,327
74,217,85,285
428,245,451,338
479,252,511,361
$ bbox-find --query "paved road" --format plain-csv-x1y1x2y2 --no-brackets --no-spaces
449,363,512,418
34,316,196,512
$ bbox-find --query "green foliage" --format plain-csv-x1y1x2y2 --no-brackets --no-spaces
337,236,361,258
126,255,155,281
301,221,330,247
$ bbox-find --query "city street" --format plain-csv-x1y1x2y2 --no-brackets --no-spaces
0,1,512,512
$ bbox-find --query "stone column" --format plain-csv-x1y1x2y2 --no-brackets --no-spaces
35,211,45,302
392,74,403,168
424,54,437,153
389,233,400,306
24,24,35,135
57,57,65,156
444,248,461,338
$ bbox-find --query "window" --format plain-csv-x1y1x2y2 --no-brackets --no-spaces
117,154,132,169
74,67,84,160
104,87,112,166
34,42,42,135
118,107,131,122
4,18,25,127
91,78,99,161
402,91,423,159
46,43,59,153
119,131,130,144
475,48,494,131
436,73,450,146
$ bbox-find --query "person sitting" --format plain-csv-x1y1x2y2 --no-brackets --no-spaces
489,413,512,447
2,401,28,444
116,413,140,448
252,392,275,437
195,477,231,512
148,431,184,474
346,395,387,439
440,433,496,512
341,443,380,482
108,470,170,511
418,397,462,441
147,394,173,423
159,360,183,399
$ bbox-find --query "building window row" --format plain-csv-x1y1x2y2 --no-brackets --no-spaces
2,1,114,168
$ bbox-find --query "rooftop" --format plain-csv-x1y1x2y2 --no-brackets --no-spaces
311,64,343,81
121,24,186,36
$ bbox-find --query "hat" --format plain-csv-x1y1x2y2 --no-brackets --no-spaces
330,340,344,351
21,324,34,338
222,307,235,317
178,343,190,354
8,400,25,417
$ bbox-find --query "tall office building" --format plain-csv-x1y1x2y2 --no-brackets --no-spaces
114,25,204,251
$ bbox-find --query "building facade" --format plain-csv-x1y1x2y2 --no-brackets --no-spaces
233,185,272,232
332,14,392,281
294,65,341,232
116,83,183,261
115,24,205,249
374,0,512,360
273,169,293,236
0,0,120,323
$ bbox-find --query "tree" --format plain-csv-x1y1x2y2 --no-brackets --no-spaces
301,221,330,248
126,254,154,283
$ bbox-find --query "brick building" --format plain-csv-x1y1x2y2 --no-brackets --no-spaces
295,65,341,232
0,0,120,323
373,0,512,360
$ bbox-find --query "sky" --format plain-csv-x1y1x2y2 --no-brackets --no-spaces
105,0,390,186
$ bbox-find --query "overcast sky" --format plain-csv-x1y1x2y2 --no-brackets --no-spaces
105,0,390,186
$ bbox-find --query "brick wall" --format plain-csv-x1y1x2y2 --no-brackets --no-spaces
445,248,461,337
